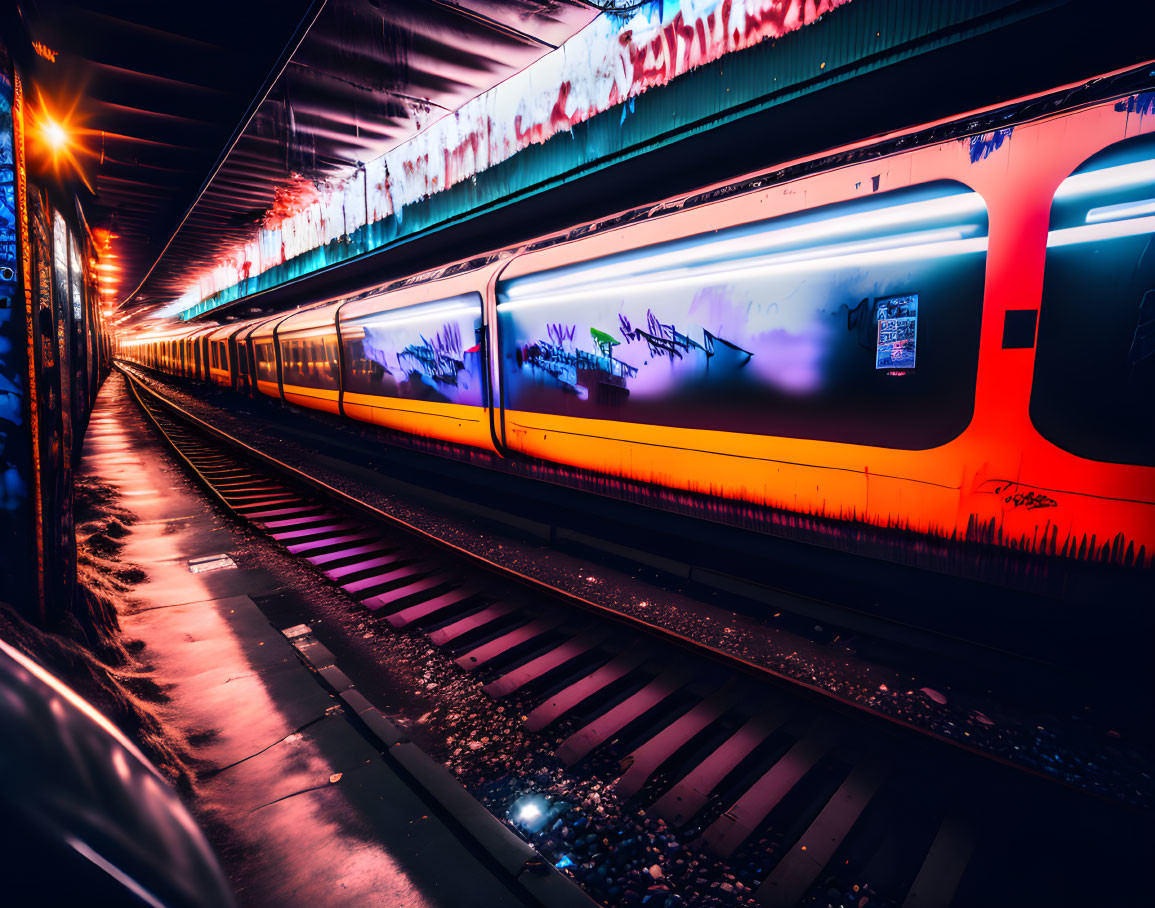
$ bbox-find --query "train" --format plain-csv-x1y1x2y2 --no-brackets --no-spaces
121,87,1155,570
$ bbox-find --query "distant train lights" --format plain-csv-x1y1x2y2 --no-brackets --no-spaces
97,265,119,286
91,229,120,305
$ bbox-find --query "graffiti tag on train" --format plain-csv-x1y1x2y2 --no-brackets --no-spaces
992,483,1058,510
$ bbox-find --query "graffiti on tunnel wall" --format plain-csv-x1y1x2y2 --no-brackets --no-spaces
0,57,26,522
169,0,854,317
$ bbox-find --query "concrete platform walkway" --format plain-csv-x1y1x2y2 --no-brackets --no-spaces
78,373,524,907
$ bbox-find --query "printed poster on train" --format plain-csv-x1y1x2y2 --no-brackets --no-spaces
876,294,918,370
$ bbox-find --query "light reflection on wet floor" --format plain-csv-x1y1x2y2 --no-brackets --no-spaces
78,376,520,908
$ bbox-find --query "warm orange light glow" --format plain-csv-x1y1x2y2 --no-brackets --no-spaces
29,90,94,193
32,41,57,63
42,116,67,151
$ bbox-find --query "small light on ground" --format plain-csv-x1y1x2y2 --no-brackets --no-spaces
510,794,549,833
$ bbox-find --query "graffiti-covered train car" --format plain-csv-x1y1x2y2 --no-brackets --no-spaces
122,87,1155,570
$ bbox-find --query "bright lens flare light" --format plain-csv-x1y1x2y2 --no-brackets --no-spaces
30,91,95,193
43,117,68,151
518,803,542,823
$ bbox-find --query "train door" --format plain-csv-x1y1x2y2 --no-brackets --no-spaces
197,329,213,380
245,330,258,395
199,335,210,381
227,326,246,392
239,322,262,396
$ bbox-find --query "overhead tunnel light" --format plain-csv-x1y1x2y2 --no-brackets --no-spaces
29,91,95,193
42,117,68,151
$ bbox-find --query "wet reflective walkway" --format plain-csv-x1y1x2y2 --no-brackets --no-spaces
78,373,522,907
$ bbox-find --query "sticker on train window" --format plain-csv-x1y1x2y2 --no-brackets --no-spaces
876,294,918,370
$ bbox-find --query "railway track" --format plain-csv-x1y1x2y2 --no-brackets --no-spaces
121,365,1149,907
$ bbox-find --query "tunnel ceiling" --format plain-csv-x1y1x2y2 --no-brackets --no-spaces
14,0,598,322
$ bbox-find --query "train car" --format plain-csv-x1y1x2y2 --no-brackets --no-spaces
489,94,1155,564
123,87,1155,566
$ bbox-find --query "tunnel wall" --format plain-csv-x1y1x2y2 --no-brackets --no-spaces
0,44,109,625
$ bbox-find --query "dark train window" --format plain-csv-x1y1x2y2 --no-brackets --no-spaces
339,294,486,406
279,331,339,391
496,181,988,449
1030,134,1155,466
210,344,219,369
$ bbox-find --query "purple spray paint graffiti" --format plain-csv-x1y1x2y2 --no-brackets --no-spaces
968,127,1013,163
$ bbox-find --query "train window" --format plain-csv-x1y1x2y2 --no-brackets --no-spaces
210,343,219,369
339,293,486,405
1030,134,1155,466
254,340,277,382
279,330,339,391
496,181,987,449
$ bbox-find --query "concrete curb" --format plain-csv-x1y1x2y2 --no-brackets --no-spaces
280,623,597,908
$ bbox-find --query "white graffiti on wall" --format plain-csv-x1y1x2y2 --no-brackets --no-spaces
169,0,851,316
